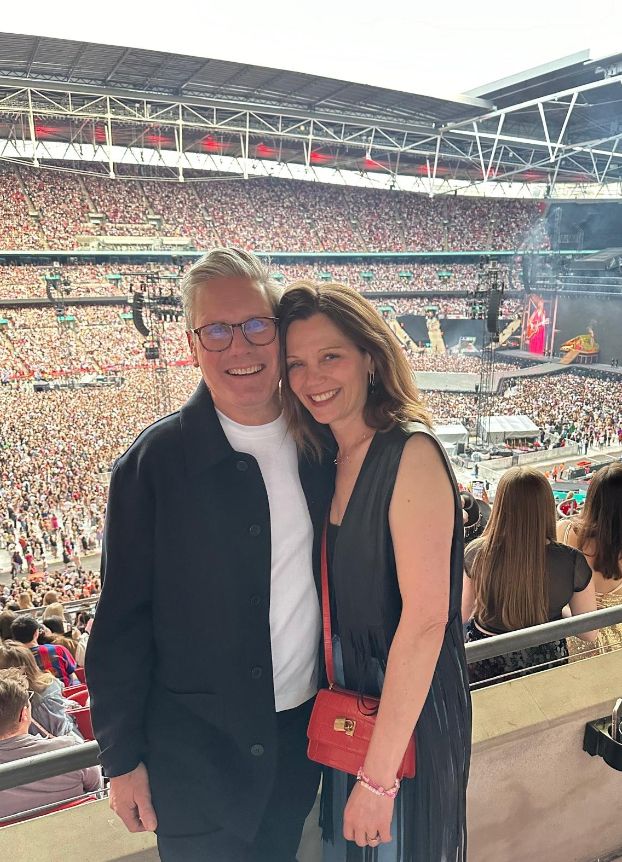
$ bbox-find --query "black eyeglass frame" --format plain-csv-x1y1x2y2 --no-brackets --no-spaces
190,316,279,352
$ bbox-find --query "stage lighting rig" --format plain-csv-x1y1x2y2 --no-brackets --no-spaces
473,260,507,446
124,269,184,418
44,267,79,385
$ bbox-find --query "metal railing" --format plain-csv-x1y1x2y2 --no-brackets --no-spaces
14,595,99,618
0,604,620,796
0,741,100,792
464,604,622,662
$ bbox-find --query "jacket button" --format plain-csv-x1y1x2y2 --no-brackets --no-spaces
251,744,264,757
251,666,263,680
249,524,261,537
236,460,248,472
250,594,261,607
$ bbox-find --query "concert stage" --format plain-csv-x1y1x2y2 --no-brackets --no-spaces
495,350,622,381
414,351,622,394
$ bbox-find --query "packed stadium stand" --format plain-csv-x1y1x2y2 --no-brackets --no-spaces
0,162,548,253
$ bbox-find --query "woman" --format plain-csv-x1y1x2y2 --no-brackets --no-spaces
462,466,598,687
42,616,78,658
17,591,33,610
279,281,470,862
0,641,82,738
557,462,622,656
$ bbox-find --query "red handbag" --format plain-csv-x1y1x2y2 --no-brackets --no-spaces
307,520,416,778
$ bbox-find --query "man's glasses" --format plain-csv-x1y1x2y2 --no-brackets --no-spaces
190,317,278,352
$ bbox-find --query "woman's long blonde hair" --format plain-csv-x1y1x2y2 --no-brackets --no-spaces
278,281,431,458
470,466,556,630
0,642,55,694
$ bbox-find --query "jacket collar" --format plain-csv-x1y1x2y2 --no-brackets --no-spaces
179,382,337,530
179,380,235,474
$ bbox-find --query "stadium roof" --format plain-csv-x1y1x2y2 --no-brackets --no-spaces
0,33,621,195
0,32,489,128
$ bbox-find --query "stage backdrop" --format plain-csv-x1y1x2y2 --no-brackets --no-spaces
554,295,622,363
398,316,513,350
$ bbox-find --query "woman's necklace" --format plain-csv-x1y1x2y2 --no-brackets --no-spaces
334,431,373,465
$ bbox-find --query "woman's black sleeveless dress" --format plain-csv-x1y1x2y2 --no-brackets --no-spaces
321,422,471,862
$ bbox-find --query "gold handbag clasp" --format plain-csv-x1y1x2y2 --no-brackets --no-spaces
334,718,356,736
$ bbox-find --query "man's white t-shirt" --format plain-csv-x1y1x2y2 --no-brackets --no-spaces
217,410,321,712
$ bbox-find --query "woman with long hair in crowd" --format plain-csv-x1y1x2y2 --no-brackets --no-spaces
462,466,598,686
42,616,78,659
557,461,622,655
0,641,81,738
279,281,470,862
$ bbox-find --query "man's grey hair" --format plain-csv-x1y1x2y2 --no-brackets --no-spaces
181,247,282,329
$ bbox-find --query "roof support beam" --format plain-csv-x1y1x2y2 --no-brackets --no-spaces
218,63,251,88
27,87,38,167
105,48,132,84
141,57,173,90
486,114,505,180
537,102,553,161
25,38,41,78
552,90,577,161
178,60,213,89
67,43,89,80
600,137,619,183
473,121,487,180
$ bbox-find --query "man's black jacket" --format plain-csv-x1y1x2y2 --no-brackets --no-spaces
86,381,333,839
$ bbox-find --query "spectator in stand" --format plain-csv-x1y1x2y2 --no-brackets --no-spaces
74,611,92,667
10,615,78,687
0,668,101,821
0,610,16,641
43,602,71,624
17,593,32,610
41,616,78,659
0,643,81,738
462,467,598,686
557,462,622,656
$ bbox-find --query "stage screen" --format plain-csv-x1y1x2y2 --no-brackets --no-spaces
547,201,622,249
554,295,622,363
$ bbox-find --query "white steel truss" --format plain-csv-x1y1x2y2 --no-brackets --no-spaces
0,73,621,196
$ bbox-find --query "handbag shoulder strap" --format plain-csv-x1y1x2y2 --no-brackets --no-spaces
321,518,336,688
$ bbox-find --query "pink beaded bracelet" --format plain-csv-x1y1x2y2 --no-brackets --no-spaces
356,768,401,799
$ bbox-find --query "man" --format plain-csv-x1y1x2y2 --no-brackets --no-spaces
0,668,102,820
10,615,78,687
86,248,333,862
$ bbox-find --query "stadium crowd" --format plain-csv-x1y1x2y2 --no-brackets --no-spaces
425,372,622,445
0,261,523,300
0,304,524,383
0,162,548,253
